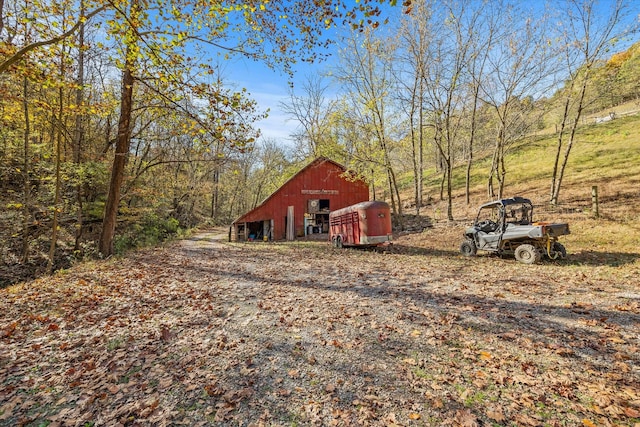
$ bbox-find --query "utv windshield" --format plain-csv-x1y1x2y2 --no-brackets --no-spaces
504,201,533,225
476,204,502,224
474,198,534,230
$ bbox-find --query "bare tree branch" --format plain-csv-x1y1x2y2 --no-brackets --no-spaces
0,5,106,74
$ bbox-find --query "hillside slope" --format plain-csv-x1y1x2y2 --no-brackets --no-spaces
404,112,640,256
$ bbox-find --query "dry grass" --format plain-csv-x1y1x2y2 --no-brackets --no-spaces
412,113,640,256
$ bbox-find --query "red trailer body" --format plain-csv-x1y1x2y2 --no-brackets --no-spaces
329,201,393,248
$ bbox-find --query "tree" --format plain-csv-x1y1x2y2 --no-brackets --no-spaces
418,0,489,220
71,1,87,252
281,75,336,160
0,2,106,74
549,0,634,205
96,0,404,256
248,139,291,209
395,0,432,214
479,3,555,199
98,0,140,256
20,74,31,263
461,1,497,205
334,28,404,226
203,74,265,222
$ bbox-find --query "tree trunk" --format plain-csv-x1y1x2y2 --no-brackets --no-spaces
409,107,419,214
465,83,480,205
446,161,453,221
386,168,396,215
389,165,403,230
498,147,506,199
99,54,135,256
552,75,589,205
211,166,220,218
549,93,572,204
47,84,64,274
464,148,473,204
21,76,31,263
73,14,85,251
487,145,498,200
370,168,376,201
418,92,424,211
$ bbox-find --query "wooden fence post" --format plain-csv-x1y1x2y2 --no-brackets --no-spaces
591,186,599,218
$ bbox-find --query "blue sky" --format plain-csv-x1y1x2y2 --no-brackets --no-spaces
221,34,342,148
212,2,405,147
226,57,304,144
221,0,640,147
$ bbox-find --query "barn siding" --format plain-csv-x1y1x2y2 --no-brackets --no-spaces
233,158,369,240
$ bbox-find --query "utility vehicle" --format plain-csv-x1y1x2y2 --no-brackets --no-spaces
460,197,569,264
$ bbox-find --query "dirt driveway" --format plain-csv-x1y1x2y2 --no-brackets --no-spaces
1,229,639,426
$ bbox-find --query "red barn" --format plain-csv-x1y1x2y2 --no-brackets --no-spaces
231,157,369,241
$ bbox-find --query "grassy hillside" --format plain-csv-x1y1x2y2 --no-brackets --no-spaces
406,112,640,255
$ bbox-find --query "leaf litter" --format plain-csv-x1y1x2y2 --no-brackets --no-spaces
0,229,639,426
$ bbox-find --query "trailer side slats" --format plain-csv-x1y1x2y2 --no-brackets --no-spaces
329,201,392,247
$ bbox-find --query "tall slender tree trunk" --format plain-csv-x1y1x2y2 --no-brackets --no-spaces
465,83,480,205
387,165,403,230
211,166,220,218
498,148,506,199
488,122,507,200
21,76,31,263
99,0,139,256
379,130,403,230
47,82,64,274
551,76,589,205
99,51,135,256
73,14,85,251
446,161,453,221
549,93,572,203
409,108,419,213
370,168,376,201
445,139,453,221
418,92,424,211
487,144,498,199
410,84,425,215
464,143,473,204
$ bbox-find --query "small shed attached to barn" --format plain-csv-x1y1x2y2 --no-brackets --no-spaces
231,157,369,241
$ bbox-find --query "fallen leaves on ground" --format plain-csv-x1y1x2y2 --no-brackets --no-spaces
1,228,639,426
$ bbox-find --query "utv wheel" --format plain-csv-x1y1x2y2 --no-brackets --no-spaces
514,244,541,264
550,242,567,259
460,240,477,257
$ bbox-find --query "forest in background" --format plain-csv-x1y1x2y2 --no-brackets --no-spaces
1,0,639,284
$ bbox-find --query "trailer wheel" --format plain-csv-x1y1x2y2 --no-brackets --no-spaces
514,244,541,264
336,236,343,249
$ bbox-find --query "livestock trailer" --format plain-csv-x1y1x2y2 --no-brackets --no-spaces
329,201,393,248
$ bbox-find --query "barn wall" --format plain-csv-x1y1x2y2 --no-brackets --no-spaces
235,159,369,240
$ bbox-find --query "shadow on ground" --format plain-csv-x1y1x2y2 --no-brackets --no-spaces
567,250,640,267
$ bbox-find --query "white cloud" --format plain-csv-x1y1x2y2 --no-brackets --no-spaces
222,58,293,143
247,88,296,144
